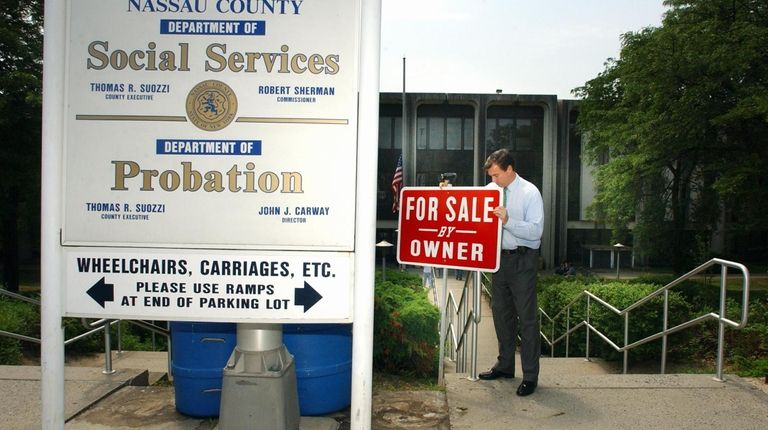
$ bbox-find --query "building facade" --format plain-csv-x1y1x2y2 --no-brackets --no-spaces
375,92,612,270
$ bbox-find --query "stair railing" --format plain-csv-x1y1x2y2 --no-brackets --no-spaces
443,271,484,382
538,258,750,381
0,288,169,374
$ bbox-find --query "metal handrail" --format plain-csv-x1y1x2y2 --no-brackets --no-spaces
0,288,169,374
0,329,40,344
442,271,482,381
538,258,750,381
0,288,40,305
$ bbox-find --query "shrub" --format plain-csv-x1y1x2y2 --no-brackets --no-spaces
584,282,691,362
652,278,764,374
721,297,768,376
376,268,424,290
63,319,168,354
62,318,104,354
0,297,39,364
0,293,168,363
115,321,168,351
537,276,692,363
373,271,439,378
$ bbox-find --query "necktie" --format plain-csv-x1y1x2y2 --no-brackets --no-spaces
503,187,508,207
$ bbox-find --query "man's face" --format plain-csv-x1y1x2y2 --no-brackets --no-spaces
486,163,515,188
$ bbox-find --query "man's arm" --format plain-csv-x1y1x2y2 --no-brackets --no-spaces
503,190,544,241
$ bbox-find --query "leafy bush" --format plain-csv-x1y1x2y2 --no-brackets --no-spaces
537,276,692,363
116,321,168,351
0,293,168,364
714,297,768,376
376,268,424,290
373,271,439,377
628,274,768,375
0,297,39,364
62,318,104,354
538,275,595,316
62,319,168,354
584,282,691,362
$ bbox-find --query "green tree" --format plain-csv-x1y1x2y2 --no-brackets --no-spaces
575,0,768,273
0,0,43,291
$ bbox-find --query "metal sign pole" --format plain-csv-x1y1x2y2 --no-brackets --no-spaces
352,0,381,428
41,0,66,427
437,269,448,386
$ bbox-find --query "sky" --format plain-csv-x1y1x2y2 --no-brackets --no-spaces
380,0,669,99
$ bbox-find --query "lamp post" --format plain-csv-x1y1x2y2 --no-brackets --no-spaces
613,243,625,279
376,240,394,281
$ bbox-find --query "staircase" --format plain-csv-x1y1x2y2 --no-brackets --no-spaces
438,260,768,429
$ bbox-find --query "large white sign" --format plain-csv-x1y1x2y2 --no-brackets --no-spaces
62,0,360,250
65,248,352,322
59,0,362,322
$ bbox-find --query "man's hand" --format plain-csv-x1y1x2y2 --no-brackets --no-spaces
493,206,508,225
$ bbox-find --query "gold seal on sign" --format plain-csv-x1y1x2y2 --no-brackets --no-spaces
185,80,238,131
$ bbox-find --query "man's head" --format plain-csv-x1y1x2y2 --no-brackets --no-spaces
484,148,517,188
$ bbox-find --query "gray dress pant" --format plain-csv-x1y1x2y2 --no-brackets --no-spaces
490,249,540,382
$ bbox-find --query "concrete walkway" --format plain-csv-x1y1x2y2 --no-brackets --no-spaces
2,270,767,428
0,353,203,430
0,351,338,430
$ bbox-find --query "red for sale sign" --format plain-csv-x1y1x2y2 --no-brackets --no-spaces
396,187,502,272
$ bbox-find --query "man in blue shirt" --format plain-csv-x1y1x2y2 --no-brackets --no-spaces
479,149,544,397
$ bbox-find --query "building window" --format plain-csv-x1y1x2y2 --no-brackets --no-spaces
379,116,402,149
463,118,474,150
429,118,445,150
416,117,427,150
377,104,404,220
567,109,582,221
485,105,544,190
446,117,462,150
416,104,475,186
378,117,391,149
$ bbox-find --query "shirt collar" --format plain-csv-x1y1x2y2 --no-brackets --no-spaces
506,174,519,192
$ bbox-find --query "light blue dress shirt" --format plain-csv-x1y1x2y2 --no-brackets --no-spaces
489,175,544,250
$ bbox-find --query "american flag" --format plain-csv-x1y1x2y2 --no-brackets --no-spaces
391,154,403,212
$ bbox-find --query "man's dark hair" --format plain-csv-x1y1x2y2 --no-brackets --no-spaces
483,148,516,171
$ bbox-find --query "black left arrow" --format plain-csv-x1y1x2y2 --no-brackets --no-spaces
87,277,114,308
295,281,322,313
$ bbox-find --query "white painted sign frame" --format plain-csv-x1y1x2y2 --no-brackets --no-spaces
42,0,381,428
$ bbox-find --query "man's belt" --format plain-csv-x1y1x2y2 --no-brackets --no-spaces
501,246,530,255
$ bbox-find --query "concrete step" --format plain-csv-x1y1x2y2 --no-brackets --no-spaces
0,365,150,429
67,350,170,385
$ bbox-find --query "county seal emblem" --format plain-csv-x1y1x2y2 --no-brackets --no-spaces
185,80,238,131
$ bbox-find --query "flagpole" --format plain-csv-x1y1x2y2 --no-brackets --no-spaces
401,56,407,185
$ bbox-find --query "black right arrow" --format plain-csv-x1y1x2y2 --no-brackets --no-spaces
295,281,322,313
86,277,114,308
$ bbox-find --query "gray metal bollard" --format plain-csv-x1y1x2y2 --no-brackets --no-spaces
217,323,300,430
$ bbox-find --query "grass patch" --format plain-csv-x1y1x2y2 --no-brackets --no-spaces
373,371,442,392
152,374,173,387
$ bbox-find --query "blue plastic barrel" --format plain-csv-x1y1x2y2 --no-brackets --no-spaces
170,322,236,417
283,324,352,416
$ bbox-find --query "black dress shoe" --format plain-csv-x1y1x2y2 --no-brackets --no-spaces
516,380,537,396
478,368,514,380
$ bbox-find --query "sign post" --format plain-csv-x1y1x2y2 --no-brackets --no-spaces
396,186,502,386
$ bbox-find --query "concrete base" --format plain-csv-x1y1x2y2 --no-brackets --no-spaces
217,345,300,430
